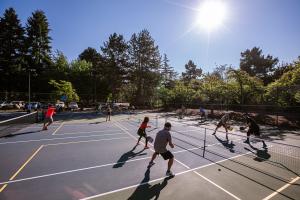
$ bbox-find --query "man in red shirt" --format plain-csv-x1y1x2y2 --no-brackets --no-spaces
43,104,56,130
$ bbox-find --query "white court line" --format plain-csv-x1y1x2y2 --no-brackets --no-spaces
80,151,251,200
262,176,300,200
0,148,251,186
52,122,64,135
44,136,130,146
0,132,125,145
56,129,120,136
194,171,241,200
116,120,242,200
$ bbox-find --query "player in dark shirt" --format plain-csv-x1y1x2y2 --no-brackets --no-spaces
243,114,267,148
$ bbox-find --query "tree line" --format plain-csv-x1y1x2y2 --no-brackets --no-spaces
1,8,299,107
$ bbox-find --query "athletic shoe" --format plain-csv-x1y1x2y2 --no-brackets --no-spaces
243,140,250,144
166,170,174,177
148,161,155,168
263,142,267,149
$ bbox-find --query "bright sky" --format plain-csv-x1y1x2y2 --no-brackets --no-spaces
1,0,300,73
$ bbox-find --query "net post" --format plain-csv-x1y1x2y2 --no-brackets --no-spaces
203,128,207,157
165,112,167,123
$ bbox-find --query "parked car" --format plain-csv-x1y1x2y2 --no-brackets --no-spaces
24,102,41,111
68,102,79,110
0,101,6,109
11,101,25,109
0,101,14,109
55,101,65,108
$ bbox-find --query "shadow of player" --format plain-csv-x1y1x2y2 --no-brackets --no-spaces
128,168,174,200
245,144,271,162
214,135,236,153
113,145,147,168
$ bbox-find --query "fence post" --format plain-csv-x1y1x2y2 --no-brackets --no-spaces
203,128,207,157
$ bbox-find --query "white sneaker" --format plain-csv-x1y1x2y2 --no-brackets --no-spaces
166,170,174,177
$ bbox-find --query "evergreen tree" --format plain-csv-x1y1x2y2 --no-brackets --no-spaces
240,47,278,85
0,8,26,92
128,30,161,106
79,47,103,102
181,60,202,84
101,33,129,101
160,54,177,89
25,10,52,75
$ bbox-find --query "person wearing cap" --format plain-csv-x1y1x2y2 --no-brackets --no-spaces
212,112,235,140
148,122,175,176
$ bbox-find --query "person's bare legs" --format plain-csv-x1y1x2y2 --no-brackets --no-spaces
167,158,174,171
148,152,158,167
224,125,228,141
213,125,220,135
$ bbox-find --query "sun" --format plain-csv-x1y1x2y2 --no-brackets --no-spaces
196,0,227,32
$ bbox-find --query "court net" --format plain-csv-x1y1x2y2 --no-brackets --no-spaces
0,112,39,138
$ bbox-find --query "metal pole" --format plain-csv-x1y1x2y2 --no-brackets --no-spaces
203,128,207,157
28,71,31,104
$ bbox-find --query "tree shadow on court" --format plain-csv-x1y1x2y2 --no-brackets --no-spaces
113,145,147,168
89,121,105,125
127,168,174,200
214,135,236,153
4,130,42,138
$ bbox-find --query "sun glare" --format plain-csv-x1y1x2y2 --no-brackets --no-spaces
197,0,227,32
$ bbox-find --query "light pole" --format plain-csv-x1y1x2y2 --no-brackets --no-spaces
28,69,36,104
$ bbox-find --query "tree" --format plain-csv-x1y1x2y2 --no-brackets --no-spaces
181,60,202,84
200,73,226,104
49,80,79,102
160,54,177,89
0,8,26,92
227,69,264,104
69,60,92,103
25,10,52,76
240,47,278,85
266,62,300,106
101,33,129,101
79,47,103,102
128,30,161,106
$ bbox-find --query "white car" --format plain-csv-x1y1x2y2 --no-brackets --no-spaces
11,101,25,109
68,102,78,110
56,102,65,108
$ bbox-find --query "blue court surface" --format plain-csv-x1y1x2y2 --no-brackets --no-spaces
0,111,299,200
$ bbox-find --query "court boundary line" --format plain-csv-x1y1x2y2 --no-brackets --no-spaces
0,145,43,193
0,132,126,145
79,151,251,200
55,129,121,136
43,136,130,146
0,140,251,186
52,122,64,135
262,176,300,200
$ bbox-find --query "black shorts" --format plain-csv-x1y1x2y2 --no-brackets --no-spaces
248,126,260,136
137,128,146,137
44,117,53,123
157,151,174,160
217,121,227,128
